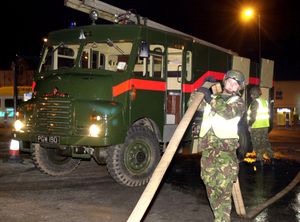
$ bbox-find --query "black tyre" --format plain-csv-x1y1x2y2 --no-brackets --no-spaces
32,144,80,176
106,126,161,187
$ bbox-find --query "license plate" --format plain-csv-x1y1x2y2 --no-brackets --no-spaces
37,135,60,144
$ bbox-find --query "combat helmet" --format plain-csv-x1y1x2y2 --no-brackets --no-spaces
223,70,245,89
250,86,262,98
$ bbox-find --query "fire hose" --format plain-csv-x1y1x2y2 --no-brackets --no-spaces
243,171,300,219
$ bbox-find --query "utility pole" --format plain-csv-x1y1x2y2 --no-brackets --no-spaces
12,59,18,121
258,14,261,63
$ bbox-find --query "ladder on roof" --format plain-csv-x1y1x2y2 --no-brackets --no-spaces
64,0,236,54
64,0,190,36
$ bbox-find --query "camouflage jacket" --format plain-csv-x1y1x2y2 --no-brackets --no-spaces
188,91,245,119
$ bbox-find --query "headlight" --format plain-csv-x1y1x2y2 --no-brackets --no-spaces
89,124,100,137
14,120,25,132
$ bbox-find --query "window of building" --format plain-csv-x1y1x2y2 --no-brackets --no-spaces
275,90,283,100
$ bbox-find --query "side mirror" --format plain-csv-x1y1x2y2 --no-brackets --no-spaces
139,41,149,58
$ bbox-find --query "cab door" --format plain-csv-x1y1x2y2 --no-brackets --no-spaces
130,44,165,128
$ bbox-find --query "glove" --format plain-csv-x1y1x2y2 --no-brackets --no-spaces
197,87,212,103
204,76,216,83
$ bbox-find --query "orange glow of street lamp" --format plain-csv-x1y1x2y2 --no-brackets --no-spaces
240,7,255,22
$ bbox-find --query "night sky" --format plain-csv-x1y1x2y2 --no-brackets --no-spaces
1,0,299,80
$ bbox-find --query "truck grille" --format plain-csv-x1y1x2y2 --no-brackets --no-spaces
35,97,72,135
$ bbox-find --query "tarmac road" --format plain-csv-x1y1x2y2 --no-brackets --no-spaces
0,159,217,222
0,125,299,222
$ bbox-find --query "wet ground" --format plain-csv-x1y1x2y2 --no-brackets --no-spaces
0,125,299,221
166,155,300,221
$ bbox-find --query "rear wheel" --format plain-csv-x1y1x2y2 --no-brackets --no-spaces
106,126,160,187
32,144,80,176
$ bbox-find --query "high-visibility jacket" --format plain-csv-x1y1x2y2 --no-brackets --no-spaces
247,97,270,128
199,96,241,139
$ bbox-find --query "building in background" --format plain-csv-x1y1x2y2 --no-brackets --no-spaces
0,57,34,126
273,81,300,126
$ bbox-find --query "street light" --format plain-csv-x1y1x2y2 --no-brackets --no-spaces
240,7,261,62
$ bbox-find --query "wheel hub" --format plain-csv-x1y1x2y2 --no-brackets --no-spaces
126,141,150,172
136,151,146,163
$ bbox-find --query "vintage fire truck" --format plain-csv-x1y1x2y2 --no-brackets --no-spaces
11,0,274,186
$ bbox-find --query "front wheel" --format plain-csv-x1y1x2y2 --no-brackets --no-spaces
106,126,161,187
32,144,80,176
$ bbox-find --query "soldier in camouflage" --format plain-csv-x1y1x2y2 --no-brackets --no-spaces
188,70,246,222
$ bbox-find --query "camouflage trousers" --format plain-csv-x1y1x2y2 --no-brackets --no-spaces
250,127,273,161
200,130,239,222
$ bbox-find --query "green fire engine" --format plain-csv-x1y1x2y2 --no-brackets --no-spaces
11,0,274,187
